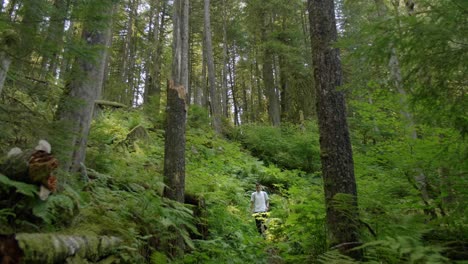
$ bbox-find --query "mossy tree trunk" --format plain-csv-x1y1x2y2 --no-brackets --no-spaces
55,1,115,173
308,0,361,259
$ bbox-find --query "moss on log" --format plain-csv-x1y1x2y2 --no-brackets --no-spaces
0,233,122,263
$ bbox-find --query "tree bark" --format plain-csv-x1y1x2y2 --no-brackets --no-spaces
221,1,229,118
55,1,115,173
229,48,239,126
261,12,281,126
163,0,189,257
203,0,222,134
163,0,188,204
0,51,11,95
200,37,208,107
0,233,122,263
39,0,69,80
308,0,361,259
144,0,167,115
0,2,17,94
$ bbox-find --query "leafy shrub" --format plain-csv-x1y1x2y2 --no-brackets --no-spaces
234,122,320,173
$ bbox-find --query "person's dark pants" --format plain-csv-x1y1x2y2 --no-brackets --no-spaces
254,212,268,234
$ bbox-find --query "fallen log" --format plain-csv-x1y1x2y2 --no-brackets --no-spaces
0,233,122,263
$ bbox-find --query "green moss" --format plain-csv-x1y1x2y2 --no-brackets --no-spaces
15,233,121,263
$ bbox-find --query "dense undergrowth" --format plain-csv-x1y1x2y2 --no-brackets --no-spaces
1,105,467,263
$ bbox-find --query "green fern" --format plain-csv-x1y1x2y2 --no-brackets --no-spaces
0,173,38,197
318,250,358,264
360,236,449,264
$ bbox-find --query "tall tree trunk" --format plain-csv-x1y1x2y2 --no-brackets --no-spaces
154,1,167,112
58,18,75,81
200,38,208,107
56,1,115,173
228,48,239,125
221,1,229,118
279,54,288,121
261,13,281,126
0,51,11,95
242,79,248,124
120,0,138,106
39,0,69,80
144,0,166,114
0,5,7,94
263,51,281,126
164,0,188,203
255,57,263,120
203,0,222,134
249,62,256,122
0,2,16,95
308,0,361,258
163,0,189,256
129,0,139,106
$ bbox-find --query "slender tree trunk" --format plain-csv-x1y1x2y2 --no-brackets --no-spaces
59,18,75,80
192,37,203,106
309,0,361,258
242,79,248,124
129,0,139,106
255,57,263,119
263,52,281,126
56,2,115,173
0,51,11,95
279,55,288,121
249,62,256,122
154,1,167,112
39,0,69,80
228,48,239,125
203,0,222,134
145,0,166,115
261,13,281,126
221,1,229,118
120,0,138,106
200,38,208,107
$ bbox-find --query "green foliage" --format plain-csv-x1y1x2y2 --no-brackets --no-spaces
318,250,358,264
31,185,81,227
0,173,38,197
187,105,211,130
360,236,449,264
233,122,321,173
341,0,468,135
0,173,80,234
276,181,328,262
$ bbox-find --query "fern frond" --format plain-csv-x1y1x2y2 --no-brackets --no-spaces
0,173,38,197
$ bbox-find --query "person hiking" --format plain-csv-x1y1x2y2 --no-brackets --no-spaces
250,183,269,235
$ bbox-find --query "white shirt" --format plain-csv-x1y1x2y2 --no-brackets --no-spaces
251,191,269,212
